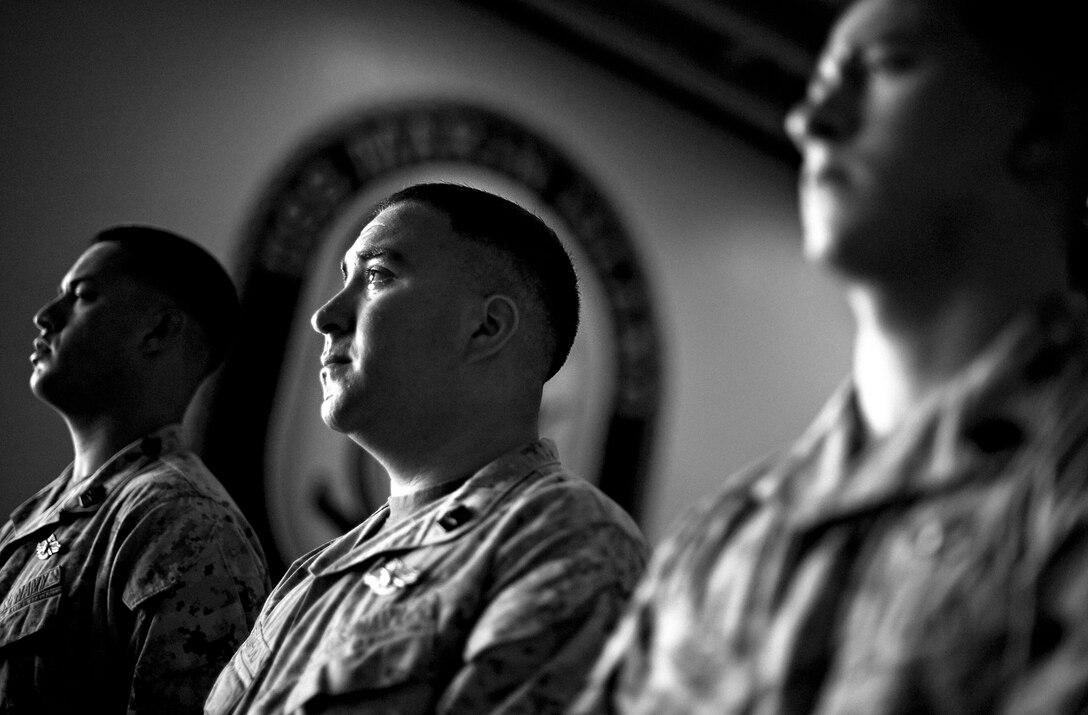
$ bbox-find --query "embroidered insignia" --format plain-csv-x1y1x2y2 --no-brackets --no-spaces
78,484,105,508
363,557,420,595
438,505,473,531
36,533,61,560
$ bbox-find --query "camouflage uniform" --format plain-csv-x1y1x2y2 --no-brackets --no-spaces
206,439,647,714
0,425,270,713
577,294,1088,714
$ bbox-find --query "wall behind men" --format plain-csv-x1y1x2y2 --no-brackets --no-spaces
0,0,850,545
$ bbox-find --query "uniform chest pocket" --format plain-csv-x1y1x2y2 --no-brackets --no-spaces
284,594,441,713
0,566,63,650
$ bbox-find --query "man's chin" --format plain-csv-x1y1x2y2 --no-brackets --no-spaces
29,370,52,399
319,403,352,435
28,376,77,417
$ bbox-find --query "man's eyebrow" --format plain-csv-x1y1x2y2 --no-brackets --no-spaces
344,246,405,274
355,246,402,263
57,276,89,294
352,247,384,264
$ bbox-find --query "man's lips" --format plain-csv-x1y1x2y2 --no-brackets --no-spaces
802,160,850,187
30,337,51,362
320,353,351,368
800,144,853,185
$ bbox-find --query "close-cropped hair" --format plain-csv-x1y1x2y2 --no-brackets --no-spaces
926,0,1088,289
941,0,1086,102
92,224,240,375
374,183,580,380
926,0,1088,292
832,0,1088,184
830,0,1088,291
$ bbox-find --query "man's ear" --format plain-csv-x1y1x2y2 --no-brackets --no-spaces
141,306,187,355
1008,100,1067,179
466,294,520,364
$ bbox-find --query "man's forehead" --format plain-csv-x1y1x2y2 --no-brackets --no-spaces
343,221,394,267
350,213,393,251
65,242,128,282
344,201,457,263
63,242,165,303
829,0,953,49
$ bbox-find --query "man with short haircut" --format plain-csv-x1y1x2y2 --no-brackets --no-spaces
1,226,270,712
206,183,647,713
576,0,1088,711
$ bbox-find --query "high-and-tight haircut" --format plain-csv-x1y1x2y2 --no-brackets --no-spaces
371,183,580,381
92,224,240,375
921,0,1088,292
831,0,1088,292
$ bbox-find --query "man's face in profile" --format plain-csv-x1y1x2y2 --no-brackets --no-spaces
30,242,149,414
313,201,484,445
790,0,1026,281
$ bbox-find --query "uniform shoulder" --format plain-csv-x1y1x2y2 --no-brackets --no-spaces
503,466,646,547
119,448,239,510
647,451,782,570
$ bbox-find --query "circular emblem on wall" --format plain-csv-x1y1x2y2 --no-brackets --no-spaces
198,101,661,573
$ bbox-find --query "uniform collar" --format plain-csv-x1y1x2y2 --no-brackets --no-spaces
5,424,187,542
308,439,561,577
759,293,1088,529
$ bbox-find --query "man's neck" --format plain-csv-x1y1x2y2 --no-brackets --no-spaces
66,413,179,480
372,419,540,497
848,277,1060,439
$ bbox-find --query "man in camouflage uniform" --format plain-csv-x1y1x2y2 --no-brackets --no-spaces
576,0,1088,712
1,226,270,712
206,184,647,713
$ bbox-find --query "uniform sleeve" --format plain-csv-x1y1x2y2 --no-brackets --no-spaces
567,520,699,715
569,478,762,715
566,579,656,715
114,497,270,714
437,518,647,715
1002,524,1088,714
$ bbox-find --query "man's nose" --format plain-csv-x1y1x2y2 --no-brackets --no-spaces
311,290,351,336
33,297,63,333
784,69,859,149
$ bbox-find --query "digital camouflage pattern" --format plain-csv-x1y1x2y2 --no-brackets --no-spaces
577,294,1088,714
0,425,270,713
205,439,647,714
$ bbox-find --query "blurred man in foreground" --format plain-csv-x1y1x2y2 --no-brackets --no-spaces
577,0,1088,711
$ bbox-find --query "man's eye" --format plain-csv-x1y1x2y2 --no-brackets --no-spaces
862,45,916,74
811,44,913,93
365,267,392,285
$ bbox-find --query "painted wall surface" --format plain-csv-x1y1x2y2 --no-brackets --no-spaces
0,0,851,547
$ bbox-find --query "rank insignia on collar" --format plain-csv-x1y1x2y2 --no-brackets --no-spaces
363,557,420,595
78,484,106,508
36,534,61,560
